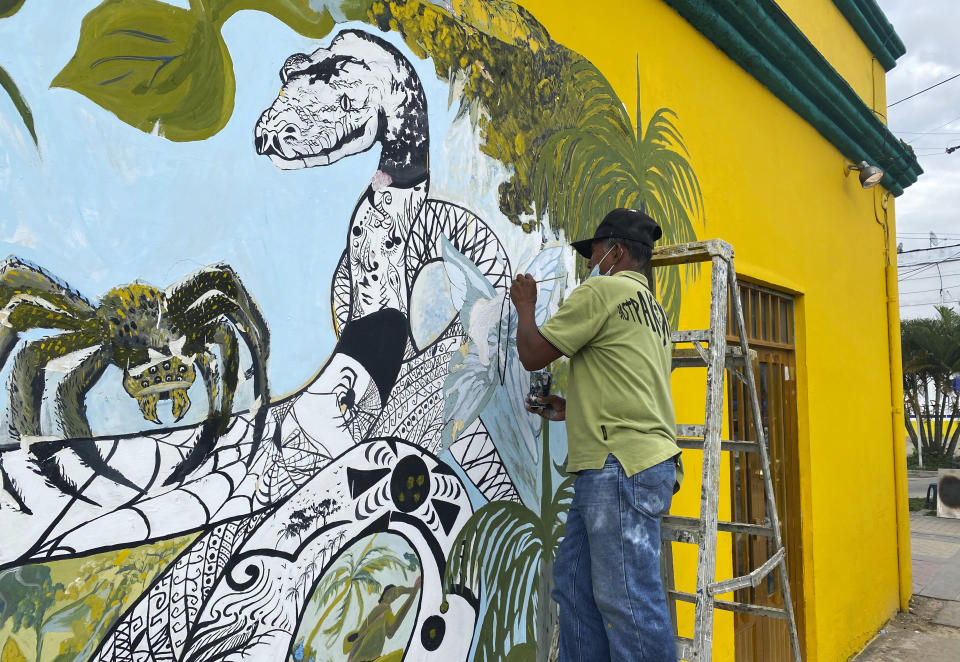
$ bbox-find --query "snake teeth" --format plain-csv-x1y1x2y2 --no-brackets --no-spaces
170,389,191,422
137,395,161,424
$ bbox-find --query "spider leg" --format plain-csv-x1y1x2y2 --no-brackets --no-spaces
55,345,111,438
0,298,96,373
0,457,32,514
194,350,223,424
53,345,143,494
8,330,100,439
166,264,270,440
0,257,95,315
163,324,239,486
7,331,103,506
203,321,239,436
0,257,96,369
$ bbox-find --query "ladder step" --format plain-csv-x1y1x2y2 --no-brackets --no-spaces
672,346,757,369
709,548,785,596
671,329,711,343
668,590,791,620
675,433,761,453
651,239,733,266
662,515,775,540
676,438,761,453
674,636,695,661
661,521,700,544
676,423,706,437
677,423,762,452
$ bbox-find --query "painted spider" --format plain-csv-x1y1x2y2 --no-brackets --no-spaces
0,257,270,496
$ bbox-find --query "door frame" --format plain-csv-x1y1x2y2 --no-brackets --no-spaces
726,279,805,662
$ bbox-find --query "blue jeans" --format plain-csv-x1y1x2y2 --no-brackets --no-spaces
553,455,677,662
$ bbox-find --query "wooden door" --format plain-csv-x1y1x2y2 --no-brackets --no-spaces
727,282,804,662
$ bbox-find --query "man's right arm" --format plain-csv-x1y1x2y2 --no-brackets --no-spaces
511,274,562,371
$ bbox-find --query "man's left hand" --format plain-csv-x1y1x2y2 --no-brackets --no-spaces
510,274,537,310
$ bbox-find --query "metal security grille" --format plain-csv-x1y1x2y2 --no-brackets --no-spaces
727,282,804,662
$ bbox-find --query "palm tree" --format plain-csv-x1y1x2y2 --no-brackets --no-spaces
301,536,411,650
902,305,960,462
531,59,704,325
443,424,574,662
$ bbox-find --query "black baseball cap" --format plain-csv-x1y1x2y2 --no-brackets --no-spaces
570,208,663,258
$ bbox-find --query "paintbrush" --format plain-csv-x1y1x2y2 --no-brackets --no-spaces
534,275,565,283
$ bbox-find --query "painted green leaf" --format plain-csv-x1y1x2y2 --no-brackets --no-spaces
0,0,25,19
52,0,235,142
1,638,26,662
0,64,37,146
206,0,340,38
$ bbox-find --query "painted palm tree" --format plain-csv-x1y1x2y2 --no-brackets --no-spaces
0,0,37,147
532,59,704,326
443,424,574,662
300,536,412,652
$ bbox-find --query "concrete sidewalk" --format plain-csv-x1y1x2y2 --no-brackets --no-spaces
910,512,960,600
852,472,960,660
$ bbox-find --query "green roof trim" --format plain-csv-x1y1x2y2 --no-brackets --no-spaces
832,0,906,71
662,0,921,196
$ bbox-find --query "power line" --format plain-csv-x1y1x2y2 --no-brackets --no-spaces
890,73,960,107
898,273,960,283
901,285,960,295
898,250,960,281
896,243,960,255
896,115,960,139
899,258,960,269
902,299,960,308
900,264,958,282
898,233,960,237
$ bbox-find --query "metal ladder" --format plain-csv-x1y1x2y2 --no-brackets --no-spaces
651,239,803,662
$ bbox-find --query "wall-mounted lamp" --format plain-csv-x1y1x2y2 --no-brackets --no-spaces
847,160,884,189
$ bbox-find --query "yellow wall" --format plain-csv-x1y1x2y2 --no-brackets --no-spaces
523,1,903,660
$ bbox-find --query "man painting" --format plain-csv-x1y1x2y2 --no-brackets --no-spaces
509,208,682,662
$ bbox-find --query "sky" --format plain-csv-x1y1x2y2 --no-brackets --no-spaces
878,0,960,250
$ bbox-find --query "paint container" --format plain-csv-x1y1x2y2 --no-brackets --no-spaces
527,370,552,410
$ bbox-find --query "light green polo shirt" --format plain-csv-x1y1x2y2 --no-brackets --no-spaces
539,271,681,487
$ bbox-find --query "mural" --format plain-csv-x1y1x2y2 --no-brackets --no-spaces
0,1,704,661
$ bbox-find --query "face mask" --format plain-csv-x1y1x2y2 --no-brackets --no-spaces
587,244,618,279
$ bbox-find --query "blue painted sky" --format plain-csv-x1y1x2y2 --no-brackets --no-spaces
0,4,485,428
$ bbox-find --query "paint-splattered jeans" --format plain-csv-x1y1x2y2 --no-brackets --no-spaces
553,455,677,662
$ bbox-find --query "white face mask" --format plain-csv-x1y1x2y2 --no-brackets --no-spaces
587,244,618,279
